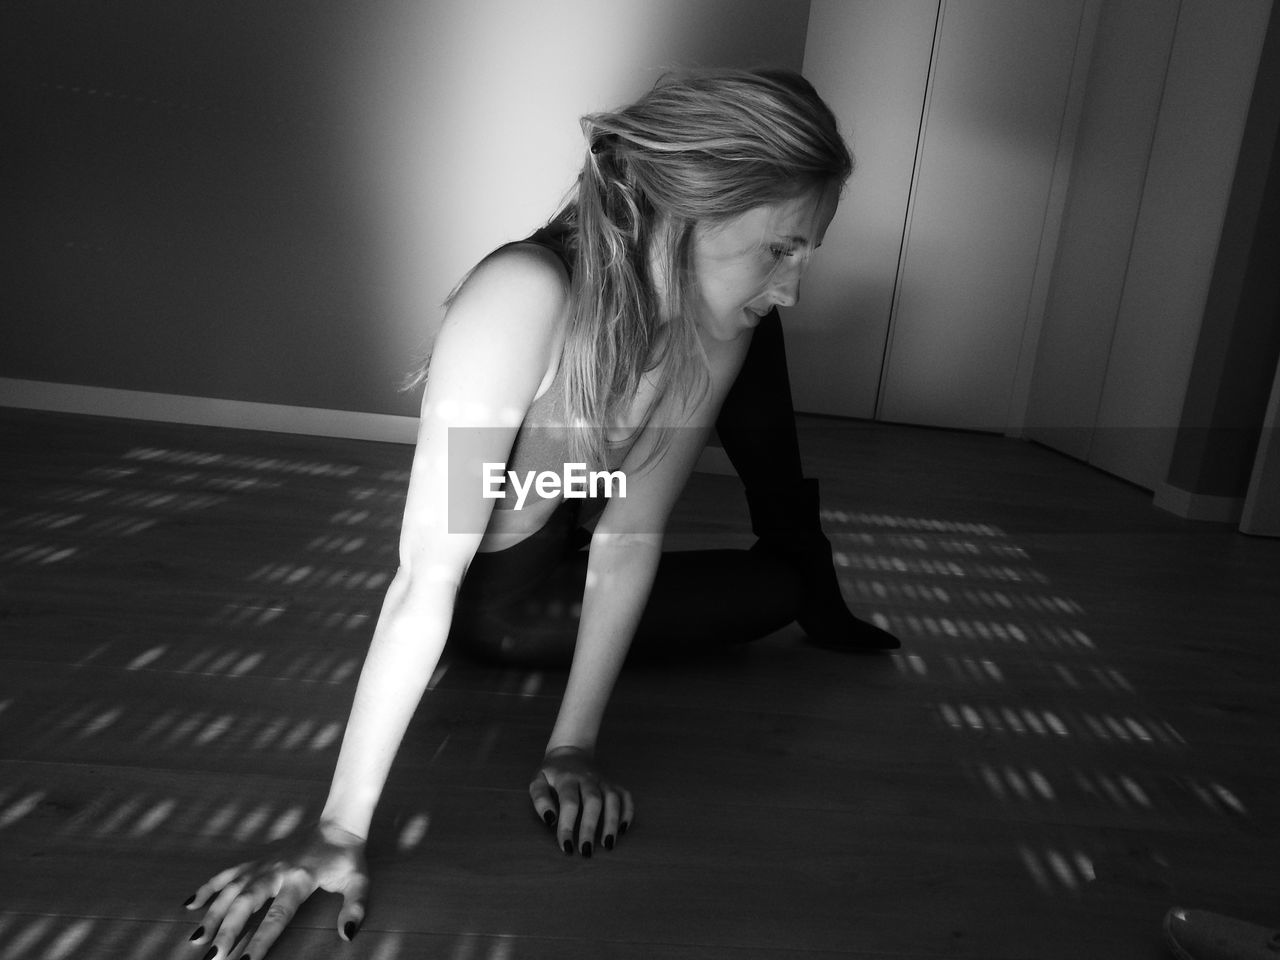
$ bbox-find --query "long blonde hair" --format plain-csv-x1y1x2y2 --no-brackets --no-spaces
411,68,852,468
556,67,851,467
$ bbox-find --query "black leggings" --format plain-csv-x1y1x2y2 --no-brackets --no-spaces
447,500,802,667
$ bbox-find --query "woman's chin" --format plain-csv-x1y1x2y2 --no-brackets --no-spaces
697,308,761,342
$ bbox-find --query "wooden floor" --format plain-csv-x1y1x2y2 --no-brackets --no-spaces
1,406,1277,960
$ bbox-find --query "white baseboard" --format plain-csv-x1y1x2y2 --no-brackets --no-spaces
0,378,420,444
0,377,741,476
1153,481,1245,524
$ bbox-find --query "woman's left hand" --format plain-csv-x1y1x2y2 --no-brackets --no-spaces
529,746,634,857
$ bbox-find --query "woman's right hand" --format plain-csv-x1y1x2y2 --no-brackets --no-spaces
184,820,369,960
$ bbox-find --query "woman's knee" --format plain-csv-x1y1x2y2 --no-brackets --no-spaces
449,605,580,668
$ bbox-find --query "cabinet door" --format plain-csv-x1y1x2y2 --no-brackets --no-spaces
1088,0,1273,489
790,0,939,418
878,0,1086,432
1024,0,1179,463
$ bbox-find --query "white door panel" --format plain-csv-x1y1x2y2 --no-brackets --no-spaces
878,0,1085,432
791,0,939,418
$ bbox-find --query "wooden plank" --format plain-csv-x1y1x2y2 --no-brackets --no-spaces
2,407,1278,960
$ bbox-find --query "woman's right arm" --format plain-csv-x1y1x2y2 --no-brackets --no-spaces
184,244,568,960
319,243,570,841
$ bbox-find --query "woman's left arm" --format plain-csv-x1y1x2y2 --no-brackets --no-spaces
528,332,752,853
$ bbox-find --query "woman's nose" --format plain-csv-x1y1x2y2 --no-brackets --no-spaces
770,273,801,308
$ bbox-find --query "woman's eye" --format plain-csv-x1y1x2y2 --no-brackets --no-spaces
769,245,796,262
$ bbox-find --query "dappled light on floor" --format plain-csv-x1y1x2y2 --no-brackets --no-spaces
1018,845,1097,894
0,908,471,960
23,695,349,756
821,508,1255,896
0,773,315,847
0,435,562,954
0,911,522,960
4,412,1276,958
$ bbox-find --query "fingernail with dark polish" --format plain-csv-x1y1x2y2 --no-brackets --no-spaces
190,927,205,942
183,894,195,907
620,821,629,835
345,920,360,941
604,834,614,850
562,839,574,855
582,841,592,858
202,948,218,960
542,810,555,826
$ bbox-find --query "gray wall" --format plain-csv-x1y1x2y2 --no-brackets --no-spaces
1,0,812,417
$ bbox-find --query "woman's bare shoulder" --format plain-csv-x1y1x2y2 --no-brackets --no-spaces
446,241,570,336
425,241,570,412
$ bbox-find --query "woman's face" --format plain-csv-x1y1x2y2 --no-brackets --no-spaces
691,182,840,342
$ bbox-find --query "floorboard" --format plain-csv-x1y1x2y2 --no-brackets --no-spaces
1,407,1277,960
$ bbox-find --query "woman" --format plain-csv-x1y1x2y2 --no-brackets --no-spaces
183,67,898,960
